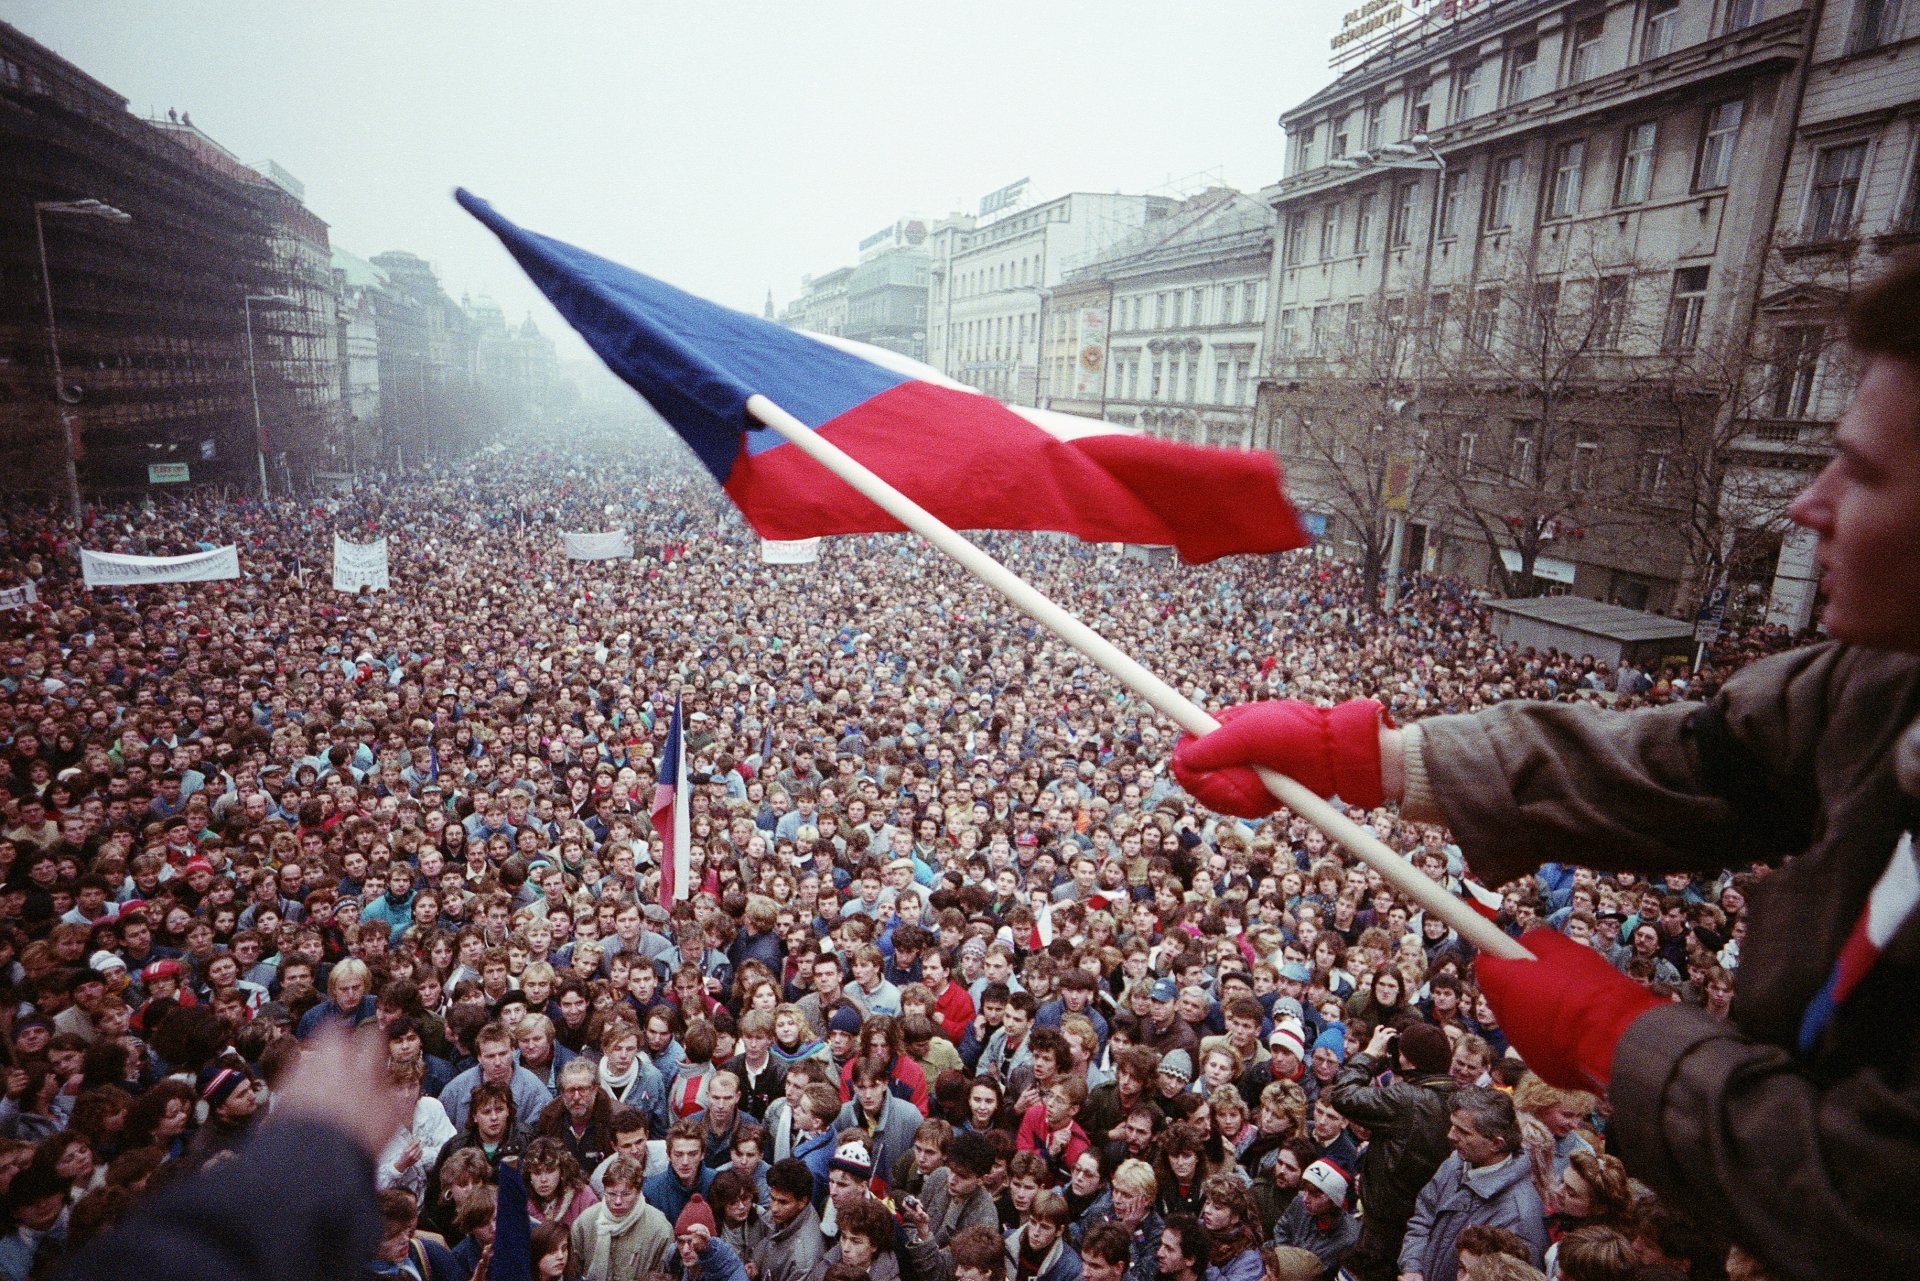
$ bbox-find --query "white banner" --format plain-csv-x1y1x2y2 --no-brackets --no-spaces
332,535,390,593
760,538,822,565
81,546,239,588
563,530,634,561
0,583,37,612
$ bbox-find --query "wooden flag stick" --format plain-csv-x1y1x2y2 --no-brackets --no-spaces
744,394,1531,961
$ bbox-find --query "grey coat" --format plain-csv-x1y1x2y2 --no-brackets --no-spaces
1397,1153,1547,1281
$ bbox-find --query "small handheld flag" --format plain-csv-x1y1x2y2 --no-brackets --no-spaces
652,693,690,908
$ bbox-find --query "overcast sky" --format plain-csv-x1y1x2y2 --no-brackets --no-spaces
7,1,1343,353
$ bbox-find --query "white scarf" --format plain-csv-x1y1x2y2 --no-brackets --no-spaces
599,1054,639,1101
586,1197,648,1281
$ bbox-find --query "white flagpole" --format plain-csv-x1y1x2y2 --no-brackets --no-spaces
744,393,1529,961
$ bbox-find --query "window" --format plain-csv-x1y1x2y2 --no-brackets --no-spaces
1643,0,1680,58
1127,360,1139,399
1849,0,1904,50
1332,117,1350,159
1390,181,1419,247
1366,101,1385,150
1221,284,1237,320
1548,140,1587,218
1596,275,1632,348
1902,154,1920,231
1486,155,1523,231
1696,100,1744,190
1770,325,1825,417
1570,16,1607,81
1173,292,1185,328
1808,141,1869,239
1408,81,1433,136
1509,423,1539,483
1454,61,1483,121
1284,212,1309,266
1191,287,1206,324
1354,194,1376,254
1151,359,1164,399
1504,42,1538,103
1242,284,1259,324
1184,359,1198,402
1236,361,1252,404
1439,170,1467,236
1637,449,1671,494
1320,204,1343,260
1309,306,1328,354
1346,301,1365,349
1572,440,1600,490
1456,431,1479,471
1725,0,1761,32
1215,362,1230,403
1472,289,1502,349
1617,122,1657,204
1277,310,1295,352
1532,281,1562,343
1665,266,1709,351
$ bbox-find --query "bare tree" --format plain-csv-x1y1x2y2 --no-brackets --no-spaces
1261,291,1445,608
1417,248,1712,601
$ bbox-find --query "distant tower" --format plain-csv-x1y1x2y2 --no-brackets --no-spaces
764,289,775,320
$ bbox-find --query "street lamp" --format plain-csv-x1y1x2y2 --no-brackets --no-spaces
243,292,298,502
33,198,132,526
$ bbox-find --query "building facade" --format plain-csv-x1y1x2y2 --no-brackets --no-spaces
1260,0,1822,611
926,186,1180,404
844,217,931,362
149,122,346,491
1049,189,1275,443
1,21,284,495
779,266,852,338
1721,0,1920,629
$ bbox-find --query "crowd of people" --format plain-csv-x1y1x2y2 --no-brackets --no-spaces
0,427,1806,1281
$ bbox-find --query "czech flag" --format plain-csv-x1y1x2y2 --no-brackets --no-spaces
652,693,690,909
1457,877,1505,923
457,190,1309,564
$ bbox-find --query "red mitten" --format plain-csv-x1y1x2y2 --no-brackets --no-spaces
1475,928,1665,1092
1171,699,1389,818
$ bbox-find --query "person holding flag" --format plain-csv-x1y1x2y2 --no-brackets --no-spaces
1170,255,1920,1281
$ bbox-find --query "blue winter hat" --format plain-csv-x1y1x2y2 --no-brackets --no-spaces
1312,1022,1348,1062
1150,977,1179,1002
1279,961,1313,984
828,1004,864,1035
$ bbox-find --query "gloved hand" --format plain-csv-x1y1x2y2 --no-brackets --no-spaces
1171,699,1390,817
1474,928,1666,1092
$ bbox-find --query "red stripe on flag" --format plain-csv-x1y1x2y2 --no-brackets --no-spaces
724,381,1307,564
651,781,676,908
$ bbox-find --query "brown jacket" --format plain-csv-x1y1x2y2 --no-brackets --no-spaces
1405,642,1920,1281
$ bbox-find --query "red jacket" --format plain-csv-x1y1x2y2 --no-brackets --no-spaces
1014,1102,1091,1174
932,980,975,1045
